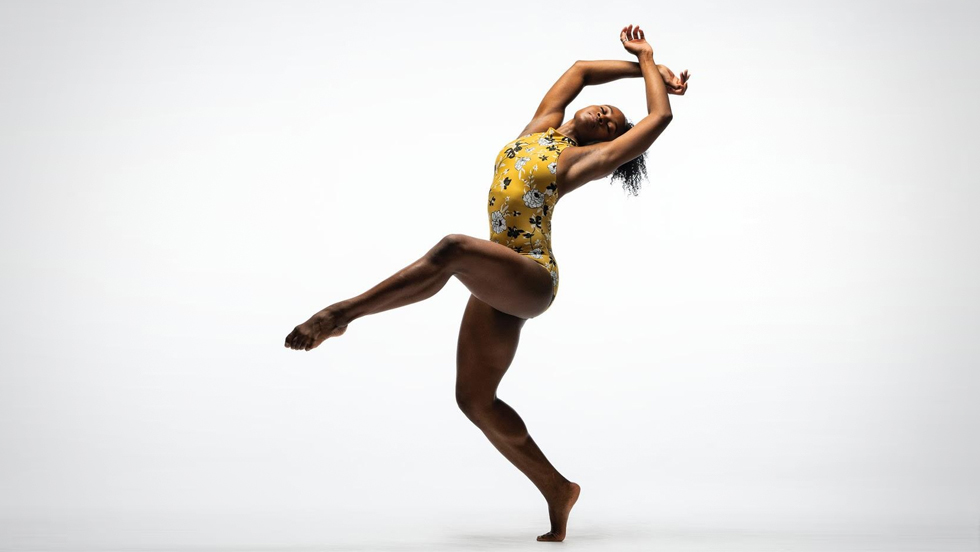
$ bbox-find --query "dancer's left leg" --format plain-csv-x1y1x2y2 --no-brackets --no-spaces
284,233,553,351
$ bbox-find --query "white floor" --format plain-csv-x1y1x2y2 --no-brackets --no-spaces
3,514,977,552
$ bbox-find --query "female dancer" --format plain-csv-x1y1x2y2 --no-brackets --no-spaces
285,24,689,542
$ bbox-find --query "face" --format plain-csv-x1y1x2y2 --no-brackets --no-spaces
575,104,627,144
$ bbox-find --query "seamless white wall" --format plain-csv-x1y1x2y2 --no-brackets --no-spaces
1,0,978,548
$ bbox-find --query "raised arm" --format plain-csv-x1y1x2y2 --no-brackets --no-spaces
562,25,679,187
600,47,673,167
524,57,686,137
524,62,587,133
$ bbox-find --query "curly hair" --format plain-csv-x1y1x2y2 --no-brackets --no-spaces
609,120,648,197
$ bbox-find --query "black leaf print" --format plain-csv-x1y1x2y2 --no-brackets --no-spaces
507,226,524,238
512,210,520,216
523,231,533,238
546,182,557,193
502,176,511,189
539,154,548,161
529,215,542,229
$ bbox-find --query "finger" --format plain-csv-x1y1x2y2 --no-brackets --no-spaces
638,28,644,40
627,24,633,39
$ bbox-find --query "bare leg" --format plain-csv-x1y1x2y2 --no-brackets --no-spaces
455,294,580,542
285,234,553,351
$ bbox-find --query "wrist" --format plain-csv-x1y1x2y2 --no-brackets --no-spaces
636,51,655,63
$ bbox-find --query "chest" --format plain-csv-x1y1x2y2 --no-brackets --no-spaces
493,136,571,199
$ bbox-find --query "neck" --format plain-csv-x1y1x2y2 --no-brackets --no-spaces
556,120,581,145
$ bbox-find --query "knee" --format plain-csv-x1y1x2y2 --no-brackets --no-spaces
428,233,468,266
455,389,493,425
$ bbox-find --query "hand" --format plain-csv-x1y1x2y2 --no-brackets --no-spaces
620,24,653,58
658,64,691,95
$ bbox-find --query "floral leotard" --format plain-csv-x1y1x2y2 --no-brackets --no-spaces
487,126,577,310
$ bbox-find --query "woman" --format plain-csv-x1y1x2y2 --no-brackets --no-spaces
285,24,689,542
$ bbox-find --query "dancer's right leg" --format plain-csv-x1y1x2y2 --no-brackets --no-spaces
455,293,581,541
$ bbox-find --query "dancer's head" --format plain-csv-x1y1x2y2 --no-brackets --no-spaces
571,105,647,196
572,104,628,144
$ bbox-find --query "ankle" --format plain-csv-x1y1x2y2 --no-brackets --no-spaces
543,474,572,497
328,302,354,327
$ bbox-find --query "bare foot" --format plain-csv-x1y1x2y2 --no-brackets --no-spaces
536,481,581,542
284,307,348,351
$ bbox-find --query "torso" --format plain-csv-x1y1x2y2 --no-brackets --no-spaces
486,126,575,252
486,127,574,304
517,119,593,198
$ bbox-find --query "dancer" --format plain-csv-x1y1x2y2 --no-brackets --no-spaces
285,24,689,542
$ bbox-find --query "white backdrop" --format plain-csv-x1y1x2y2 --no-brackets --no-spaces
1,1,978,550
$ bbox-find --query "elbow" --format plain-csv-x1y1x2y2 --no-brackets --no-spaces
647,110,672,126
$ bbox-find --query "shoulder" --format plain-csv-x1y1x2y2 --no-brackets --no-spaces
517,113,564,140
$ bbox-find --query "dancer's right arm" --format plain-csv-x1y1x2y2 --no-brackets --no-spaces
591,25,673,168
558,25,676,188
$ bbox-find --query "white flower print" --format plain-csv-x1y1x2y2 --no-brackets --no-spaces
538,134,555,146
490,208,507,234
522,189,544,209
548,161,557,174
529,247,543,259
515,156,531,171
550,269,558,286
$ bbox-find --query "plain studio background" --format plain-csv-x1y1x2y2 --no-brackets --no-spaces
1,0,978,550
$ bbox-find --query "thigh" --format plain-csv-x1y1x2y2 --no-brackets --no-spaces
444,234,553,320
455,294,526,404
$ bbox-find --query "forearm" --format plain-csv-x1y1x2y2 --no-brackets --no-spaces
638,53,671,117
575,59,641,85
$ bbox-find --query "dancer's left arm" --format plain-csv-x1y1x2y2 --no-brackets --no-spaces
577,60,641,85
528,62,588,122
529,60,681,121
579,60,688,94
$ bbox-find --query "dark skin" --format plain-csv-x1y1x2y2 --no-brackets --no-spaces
284,24,689,542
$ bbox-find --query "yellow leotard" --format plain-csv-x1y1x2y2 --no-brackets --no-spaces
487,127,577,309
